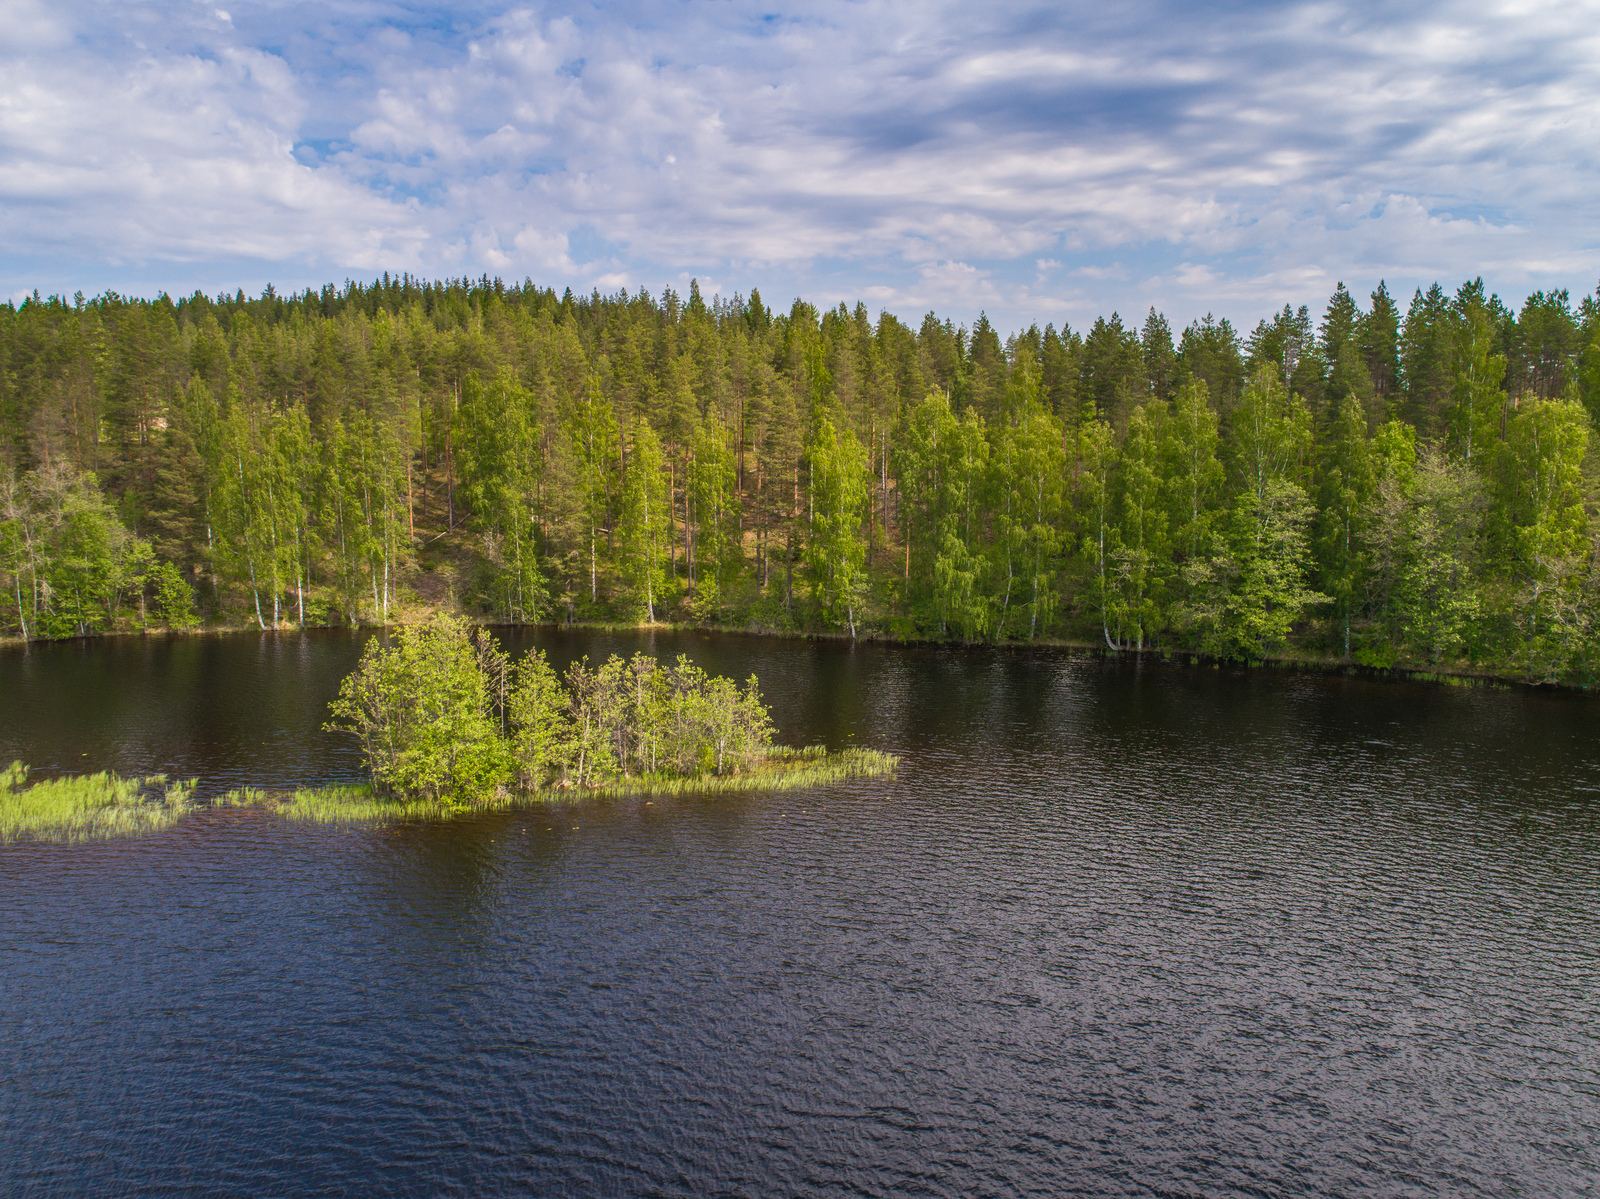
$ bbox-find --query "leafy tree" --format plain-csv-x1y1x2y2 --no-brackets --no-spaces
1230,364,1311,504
1496,397,1591,674
1186,479,1326,660
7,273,1600,684
507,648,574,787
1161,381,1224,563
1450,305,1508,465
687,411,739,611
1315,389,1374,656
617,422,670,621
1394,451,1483,665
568,373,619,605
150,558,199,629
1108,402,1169,649
806,413,869,637
994,406,1064,639
326,617,513,803
1358,420,1419,660
1075,417,1120,649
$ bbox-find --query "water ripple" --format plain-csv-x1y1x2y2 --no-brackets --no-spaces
1,632,1598,1195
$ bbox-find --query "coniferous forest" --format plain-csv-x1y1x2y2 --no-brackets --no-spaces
3,274,1600,682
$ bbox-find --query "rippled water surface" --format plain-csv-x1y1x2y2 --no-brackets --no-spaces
2,630,1599,1196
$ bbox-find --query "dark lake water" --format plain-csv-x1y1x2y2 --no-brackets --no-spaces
2,629,1598,1197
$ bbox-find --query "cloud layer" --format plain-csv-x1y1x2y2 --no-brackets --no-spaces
3,0,1598,328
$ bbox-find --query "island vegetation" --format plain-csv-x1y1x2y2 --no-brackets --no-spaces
3,276,1600,684
1,625,897,838
311,616,894,819
1,761,195,843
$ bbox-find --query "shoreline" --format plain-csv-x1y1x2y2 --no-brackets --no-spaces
4,748,899,842
0,614,1586,696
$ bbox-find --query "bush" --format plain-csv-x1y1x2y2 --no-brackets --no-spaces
329,629,780,800
326,616,513,804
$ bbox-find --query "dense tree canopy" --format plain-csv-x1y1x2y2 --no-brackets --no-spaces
5,273,1600,682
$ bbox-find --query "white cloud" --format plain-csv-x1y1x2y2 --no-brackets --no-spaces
3,0,1599,329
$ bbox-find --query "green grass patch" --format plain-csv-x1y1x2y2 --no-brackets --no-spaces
1,761,197,844
281,784,461,824
584,746,900,799
233,745,899,826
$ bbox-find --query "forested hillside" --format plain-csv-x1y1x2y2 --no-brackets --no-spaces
3,275,1600,681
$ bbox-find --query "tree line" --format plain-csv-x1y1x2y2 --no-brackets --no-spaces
3,273,1600,681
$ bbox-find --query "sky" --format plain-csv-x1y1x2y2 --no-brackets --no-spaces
3,0,1599,333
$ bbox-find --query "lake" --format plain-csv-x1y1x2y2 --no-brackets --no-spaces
2,629,1597,1196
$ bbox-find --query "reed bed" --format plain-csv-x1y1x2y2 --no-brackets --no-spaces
584,746,900,799
3,746,900,838
1,762,197,843
218,782,508,825
240,746,899,826
283,785,459,824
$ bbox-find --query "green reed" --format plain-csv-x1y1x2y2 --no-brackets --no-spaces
237,746,899,826
583,746,899,799
1,761,198,843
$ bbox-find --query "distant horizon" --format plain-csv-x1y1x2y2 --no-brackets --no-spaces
8,270,1596,345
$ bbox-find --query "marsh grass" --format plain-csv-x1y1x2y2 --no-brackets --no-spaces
212,787,269,807
234,746,899,826
583,746,899,799
1,761,198,843
285,785,457,824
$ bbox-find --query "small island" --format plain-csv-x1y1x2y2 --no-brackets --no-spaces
278,616,897,823
1,621,897,841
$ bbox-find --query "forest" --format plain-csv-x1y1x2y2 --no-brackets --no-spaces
3,273,1600,682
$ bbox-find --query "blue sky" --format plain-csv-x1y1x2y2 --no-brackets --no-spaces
3,0,1598,332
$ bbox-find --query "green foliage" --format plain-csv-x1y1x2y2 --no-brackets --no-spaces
329,630,782,802
806,413,870,637
1183,479,1327,659
507,647,574,787
457,369,548,624
1393,451,1484,664
0,464,191,638
1315,389,1374,655
617,423,670,621
1,762,196,843
151,559,199,628
992,405,1065,639
556,652,775,783
1107,402,1170,649
325,616,513,804
1230,363,1311,502
4,274,1600,684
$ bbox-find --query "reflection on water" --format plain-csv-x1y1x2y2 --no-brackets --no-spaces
2,630,1598,1195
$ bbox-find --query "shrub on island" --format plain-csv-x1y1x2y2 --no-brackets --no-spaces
325,617,844,808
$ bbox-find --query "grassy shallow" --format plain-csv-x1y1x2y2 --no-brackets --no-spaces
1,761,197,844
584,745,899,799
230,746,900,826
3,747,898,838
